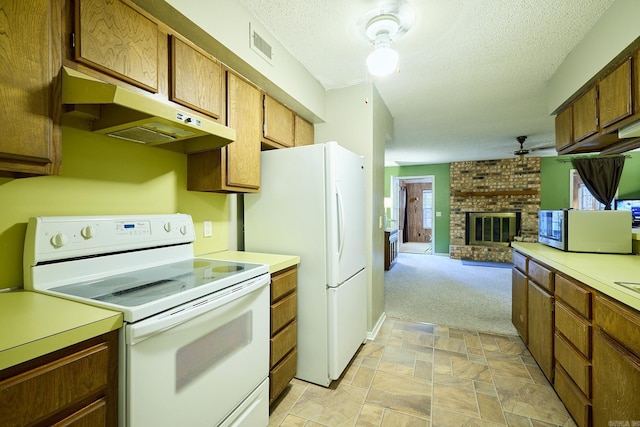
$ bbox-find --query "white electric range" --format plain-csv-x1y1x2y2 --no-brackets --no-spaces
23,214,270,427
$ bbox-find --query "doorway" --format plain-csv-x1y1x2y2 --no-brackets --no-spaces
390,175,435,254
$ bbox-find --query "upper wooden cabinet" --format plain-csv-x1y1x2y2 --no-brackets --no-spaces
555,105,573,151
572,86,599,143
170,35,224,122
73,0,159,93
555,38,640,156
294,115,314,146
0,0,62,177
599,57,633,129
263,95,295,149
187,70,261,193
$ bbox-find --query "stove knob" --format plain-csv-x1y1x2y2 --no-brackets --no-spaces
81,225,95,239
50,233,68,248
180,225,188,235
164,222,172,233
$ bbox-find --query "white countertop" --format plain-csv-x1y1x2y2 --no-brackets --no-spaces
512,242,640,311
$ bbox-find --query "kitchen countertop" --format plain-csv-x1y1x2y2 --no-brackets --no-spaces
0,291,122,371
1,251,299,372
200,250,300,273
512,242,640,312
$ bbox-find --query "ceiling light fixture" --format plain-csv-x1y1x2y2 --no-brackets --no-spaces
360,2,414,78
366,14,400,77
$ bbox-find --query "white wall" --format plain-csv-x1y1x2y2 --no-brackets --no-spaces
548,0,640,112
315,84,391,335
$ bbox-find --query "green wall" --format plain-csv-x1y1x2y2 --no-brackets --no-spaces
541,151,640,209
384,163,450,254
386,151,640,255
0,126,230,290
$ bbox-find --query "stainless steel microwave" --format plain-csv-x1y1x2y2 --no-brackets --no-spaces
538,209,632,253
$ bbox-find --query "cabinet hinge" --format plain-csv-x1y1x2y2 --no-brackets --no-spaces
71,32,76,49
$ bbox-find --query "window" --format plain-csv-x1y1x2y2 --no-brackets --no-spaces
570,169,605,210
422,190,433,228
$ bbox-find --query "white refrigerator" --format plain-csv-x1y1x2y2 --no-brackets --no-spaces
244,141,367,387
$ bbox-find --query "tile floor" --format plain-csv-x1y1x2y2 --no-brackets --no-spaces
268,318,577,427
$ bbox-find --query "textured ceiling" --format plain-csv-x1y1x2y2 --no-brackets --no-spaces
239,0,616,165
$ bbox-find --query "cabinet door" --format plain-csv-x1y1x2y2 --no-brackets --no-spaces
74,0,159,92
593,330,640,426
555,105,573,151
512,268,528,343
599,57,633,129
170,35,223,121
294,115,314,146
0,0,61,177
528,280,554,381
263,94,294,148
573,86,599,143
187,71,261,192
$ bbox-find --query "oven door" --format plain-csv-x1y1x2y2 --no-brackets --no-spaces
122,274,270,427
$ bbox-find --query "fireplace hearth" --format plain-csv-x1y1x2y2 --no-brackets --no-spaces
465,212,521,247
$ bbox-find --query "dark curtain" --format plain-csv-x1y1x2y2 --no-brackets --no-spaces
400,187,409,242
571,156,625,210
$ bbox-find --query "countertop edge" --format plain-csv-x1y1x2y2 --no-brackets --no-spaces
512,242,640,312
200,250,300,274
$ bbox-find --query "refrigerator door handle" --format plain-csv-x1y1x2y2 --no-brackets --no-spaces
336,184,345,259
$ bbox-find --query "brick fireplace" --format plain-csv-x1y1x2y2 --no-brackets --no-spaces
449,157,540,263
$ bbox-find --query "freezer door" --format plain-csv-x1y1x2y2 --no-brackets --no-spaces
327,269,367,379
325,142,366,287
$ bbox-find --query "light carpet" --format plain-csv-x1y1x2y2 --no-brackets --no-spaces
384,253,518,335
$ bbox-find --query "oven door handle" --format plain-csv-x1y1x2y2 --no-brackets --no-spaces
126,274,269,345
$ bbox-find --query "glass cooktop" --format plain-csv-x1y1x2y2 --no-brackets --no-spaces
51,258,263,307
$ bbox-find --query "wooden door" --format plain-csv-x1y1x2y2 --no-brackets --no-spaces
528,280,554,381
599,57,633,129
74,0,159,92
294,115,314,146
170,35,223,121
573,86,599,143
263,94,294,148
555,105,573,151
592,330,640,425
0,0,62,177
512,267,528,343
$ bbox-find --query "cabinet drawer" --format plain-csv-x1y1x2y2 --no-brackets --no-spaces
554,364,591,427
555,302,591,358
271,267,297,303
270,349,297,404
555,332,591,397
512,251,527,273
0,342,110,426
555,275,591,319
528,260,554,293
271,291,297,334
271,321,297,368
594,295,640,355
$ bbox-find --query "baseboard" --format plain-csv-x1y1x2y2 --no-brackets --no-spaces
367,312,387,341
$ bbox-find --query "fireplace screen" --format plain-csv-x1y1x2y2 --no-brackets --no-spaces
465,212,520,247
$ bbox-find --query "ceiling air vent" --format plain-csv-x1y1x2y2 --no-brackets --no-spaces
250,23,273,64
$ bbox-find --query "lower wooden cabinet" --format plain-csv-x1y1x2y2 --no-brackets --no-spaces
513,249,640,427
511,266,528,342
592,295,640,426
384,229,398,270
527,280,554,381
269,265,298,405
0,330,118,427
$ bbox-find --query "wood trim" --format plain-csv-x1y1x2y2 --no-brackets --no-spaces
452,190,539,197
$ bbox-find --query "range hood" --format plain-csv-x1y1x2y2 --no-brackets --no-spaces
619,119,640,139
61,67,235,153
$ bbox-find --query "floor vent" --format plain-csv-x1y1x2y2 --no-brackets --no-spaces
250,23,273,64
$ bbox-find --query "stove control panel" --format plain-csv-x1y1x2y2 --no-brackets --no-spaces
24,214,196,263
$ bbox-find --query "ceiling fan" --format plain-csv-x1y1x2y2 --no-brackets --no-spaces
513,135,555,158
